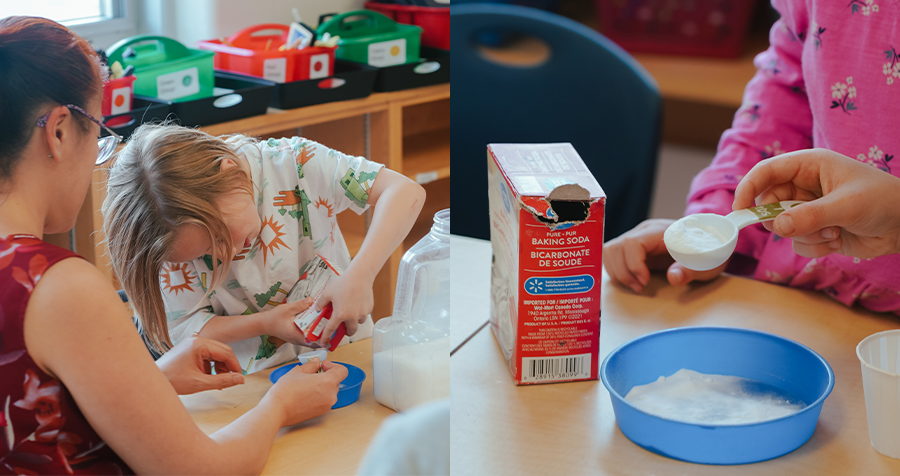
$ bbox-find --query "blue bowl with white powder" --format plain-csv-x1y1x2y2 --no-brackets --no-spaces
600,327,834,465
270,361,366,409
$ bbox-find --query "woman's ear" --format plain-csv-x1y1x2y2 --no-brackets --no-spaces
43,105,73,162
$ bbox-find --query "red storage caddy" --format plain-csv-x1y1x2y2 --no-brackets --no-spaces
197,24,335,83
101,75,136,116
364,2,449,50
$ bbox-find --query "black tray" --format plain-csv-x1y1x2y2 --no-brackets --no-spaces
135,73,274,128
216,59,378,110
102,97,172,139
371,47,450,92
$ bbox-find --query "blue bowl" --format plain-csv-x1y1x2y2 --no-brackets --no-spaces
269,361,366,409
600,327,834,465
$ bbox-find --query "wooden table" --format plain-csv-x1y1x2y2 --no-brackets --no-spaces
451,238,900,475
450,235,491,354
181,339,396,475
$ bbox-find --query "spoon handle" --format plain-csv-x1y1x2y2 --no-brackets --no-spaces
726,201,806,230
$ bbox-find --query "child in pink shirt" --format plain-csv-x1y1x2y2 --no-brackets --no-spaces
604,0,900,314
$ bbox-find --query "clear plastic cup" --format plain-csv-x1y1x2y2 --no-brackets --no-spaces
856,329,900,459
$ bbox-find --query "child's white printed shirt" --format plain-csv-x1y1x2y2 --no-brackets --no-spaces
161,137,382,373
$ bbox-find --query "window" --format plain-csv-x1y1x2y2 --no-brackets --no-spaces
0,0,137,49
0,0,112,25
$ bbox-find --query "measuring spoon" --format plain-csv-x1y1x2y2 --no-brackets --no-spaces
664,201,805,271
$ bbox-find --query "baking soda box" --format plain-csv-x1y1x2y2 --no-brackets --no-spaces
487,143,605,385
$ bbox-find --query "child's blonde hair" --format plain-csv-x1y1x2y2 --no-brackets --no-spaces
102,123,255,354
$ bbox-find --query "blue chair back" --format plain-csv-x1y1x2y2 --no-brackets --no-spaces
450,4,662,240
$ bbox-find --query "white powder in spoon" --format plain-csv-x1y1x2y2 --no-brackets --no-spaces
665,216,730,253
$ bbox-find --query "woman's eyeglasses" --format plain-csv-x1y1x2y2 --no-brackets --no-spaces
36,104,123,165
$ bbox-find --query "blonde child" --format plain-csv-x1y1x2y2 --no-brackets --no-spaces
102,124,425,372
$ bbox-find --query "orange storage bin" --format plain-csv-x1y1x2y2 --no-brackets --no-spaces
197,24,335,83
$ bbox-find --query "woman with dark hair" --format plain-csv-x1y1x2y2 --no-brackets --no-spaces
0,16,346,475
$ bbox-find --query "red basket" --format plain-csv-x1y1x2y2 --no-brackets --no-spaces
196,24,335,83
364,2,449,50
101,75,136,117
596,0,758,58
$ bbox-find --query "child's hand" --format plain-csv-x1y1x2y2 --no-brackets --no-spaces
315,270,373,347
735,148,900,259
603,218,728,293
263,297,315,345
262,360,348,427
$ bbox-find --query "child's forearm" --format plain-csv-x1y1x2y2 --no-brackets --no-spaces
198,313,270,344
350,170,426,282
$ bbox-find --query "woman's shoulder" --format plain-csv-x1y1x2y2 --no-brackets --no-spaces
1,234,82,270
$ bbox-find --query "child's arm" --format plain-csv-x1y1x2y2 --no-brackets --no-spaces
606,1,812,293
197,298,313,345
161,264,311,347
316,168,426,344
686,0,812,250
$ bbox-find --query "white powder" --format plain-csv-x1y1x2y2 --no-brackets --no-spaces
624,369,806,425
374,337,450,412
665,216,730,253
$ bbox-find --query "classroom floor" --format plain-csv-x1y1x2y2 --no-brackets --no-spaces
648,143,716,220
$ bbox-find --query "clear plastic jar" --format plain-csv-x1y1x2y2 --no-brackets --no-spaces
373,209,450,411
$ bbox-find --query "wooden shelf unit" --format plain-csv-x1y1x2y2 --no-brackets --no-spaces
65,83,450,321
403,129,452,185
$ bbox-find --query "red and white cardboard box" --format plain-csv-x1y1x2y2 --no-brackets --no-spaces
287,255,346,352
487,143,605,385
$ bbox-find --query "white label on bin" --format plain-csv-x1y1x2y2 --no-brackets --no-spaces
309,53,329,79
156,67,200,100
368,38,406,67
264,57,287,83
110,87,131,115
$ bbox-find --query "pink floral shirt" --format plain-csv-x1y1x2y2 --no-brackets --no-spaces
687,0,900,313
0,236,132,475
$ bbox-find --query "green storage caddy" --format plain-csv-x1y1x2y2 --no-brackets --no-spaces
107,35,215,103
318,10,421,68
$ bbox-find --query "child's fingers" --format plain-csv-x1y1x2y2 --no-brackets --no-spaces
322,362,348,382
734,154,808,210
604,247,644,293
293,360,323,374
291,297,314,313
753,182,796,208
789,227,841,245
623,241,650,287
314,295,332,312
791,236,843,258
667,262,726,286
604,245,643,292
319,316,357,346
